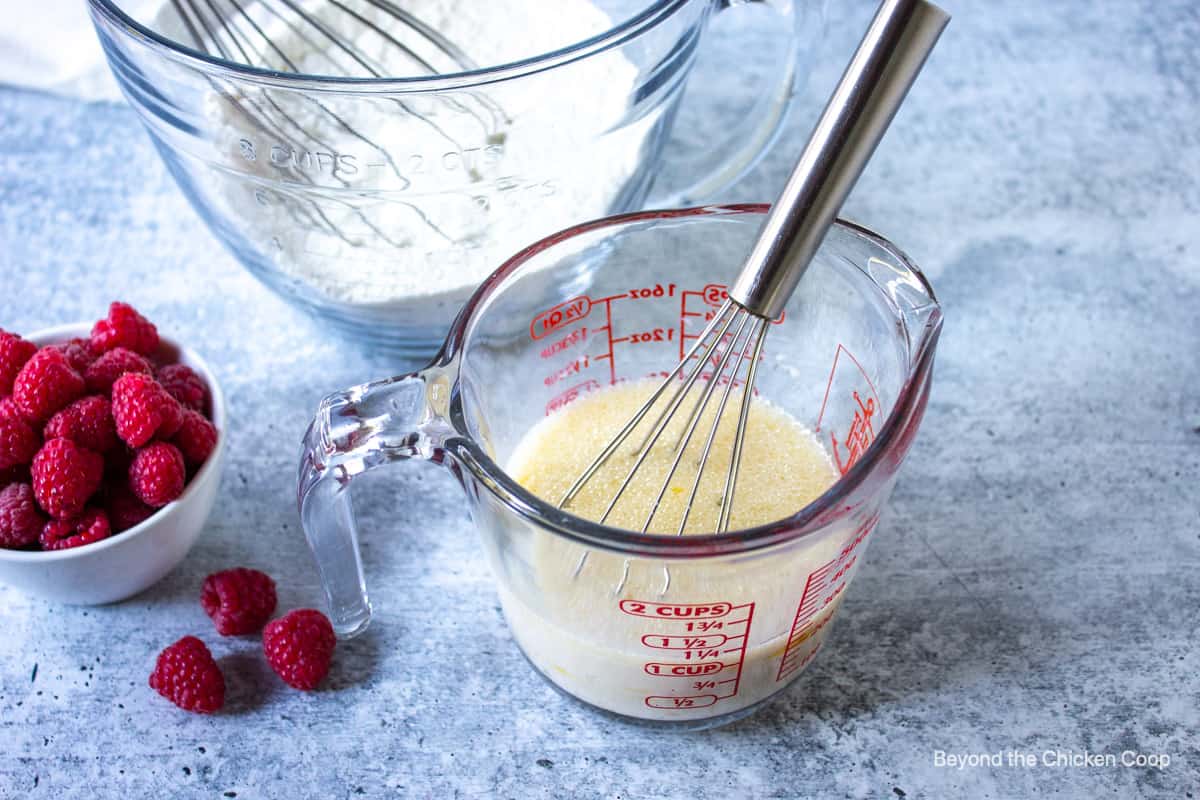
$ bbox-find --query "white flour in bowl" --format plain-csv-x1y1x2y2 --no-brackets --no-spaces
185,0,648,326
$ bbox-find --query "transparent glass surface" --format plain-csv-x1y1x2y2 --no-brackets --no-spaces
88,0,824,352
297,206,942,727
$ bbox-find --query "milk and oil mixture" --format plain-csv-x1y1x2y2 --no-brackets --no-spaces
510,381,836,535
495,381,866,721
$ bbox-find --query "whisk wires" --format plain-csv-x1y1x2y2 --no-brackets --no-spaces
165,0,510,258
558,299,770,537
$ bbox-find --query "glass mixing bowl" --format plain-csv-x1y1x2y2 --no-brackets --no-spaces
87,0,825,354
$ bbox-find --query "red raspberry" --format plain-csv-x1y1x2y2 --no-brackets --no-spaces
57,338,96,374
0,331,37,397
39,507,111,551
0,397,26,423
129,442,185,508
148,636,225,714
11,348,86,423
111,373,183,448
0,402,34,484
173,410,217,468
90,302,159,357
201,568,278,636
31,437,104,520
262,609,336,690
157,364,208,413
105,480,155,533
43,395,117,454
0,482,45,549
84,348,152,395
0,414,40,470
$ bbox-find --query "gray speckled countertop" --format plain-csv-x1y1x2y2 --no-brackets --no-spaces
1,1,1198,798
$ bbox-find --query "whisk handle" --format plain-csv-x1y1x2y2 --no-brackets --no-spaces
730,0,949,320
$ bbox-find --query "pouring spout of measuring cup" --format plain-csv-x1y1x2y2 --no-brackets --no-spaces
298,366,456,637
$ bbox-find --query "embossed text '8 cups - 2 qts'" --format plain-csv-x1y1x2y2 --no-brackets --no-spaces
88,0,825,353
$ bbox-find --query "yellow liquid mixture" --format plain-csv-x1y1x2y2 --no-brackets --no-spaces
509,380,837,534
495,381,853,721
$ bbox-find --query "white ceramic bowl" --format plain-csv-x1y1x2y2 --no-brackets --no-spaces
0,323,227,604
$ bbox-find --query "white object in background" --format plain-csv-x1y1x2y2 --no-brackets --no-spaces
0,1,158,100
0,323,227,604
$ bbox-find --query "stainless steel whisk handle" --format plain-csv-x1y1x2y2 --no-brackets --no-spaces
730,0,950,320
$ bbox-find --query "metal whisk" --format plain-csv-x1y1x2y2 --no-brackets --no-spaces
161,0,508,245
169,0,480,76
560,0,950,538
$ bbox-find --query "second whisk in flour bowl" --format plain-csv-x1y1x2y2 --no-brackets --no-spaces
88,0,825,352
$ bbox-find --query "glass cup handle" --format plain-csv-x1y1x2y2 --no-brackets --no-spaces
648,0,827,206
297,368,453,637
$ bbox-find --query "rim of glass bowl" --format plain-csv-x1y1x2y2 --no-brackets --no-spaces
89,0,690,90
437,204,942,558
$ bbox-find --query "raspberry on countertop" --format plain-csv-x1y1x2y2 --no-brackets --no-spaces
263,609,337,691
202,568,278,636
149,636,225,714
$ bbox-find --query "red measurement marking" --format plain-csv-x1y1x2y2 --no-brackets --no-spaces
831,391,877,475
678,286,779,368
679,288,715,360
775,514,879,682
625,599,755,711
788,645,824,676
816,344,881,432
645,695,718,710
542,355,590,388
544,380,600,415
644,661,725,677
602,296,618,384
688,283,785,320
684,620,724,632
815,344,882,475
701,283,728,307
626,283,677,300
529,295,592,340
612,327,675,345
728,601,754,699
539,326,587,360
580,293,619,383
619,600,732,619
641,634,728,650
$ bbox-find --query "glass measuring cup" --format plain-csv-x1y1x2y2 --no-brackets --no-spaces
88,0,825,353
298,205,941,727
